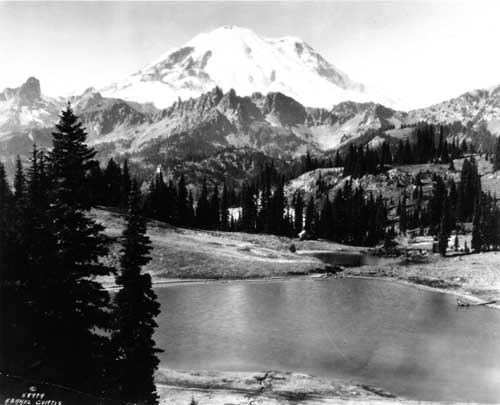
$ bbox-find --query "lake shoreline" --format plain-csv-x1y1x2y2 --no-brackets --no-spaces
342,274,500,310
155,368,405,404
149,271,500,404
108,263,500,310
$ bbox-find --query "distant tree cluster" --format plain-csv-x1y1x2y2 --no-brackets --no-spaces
143,170,239,231
311,181,387,246
87,157,131,208
471,192,500,252
342,125,467,178
235,167,388,246
395,156,500,256
493,136,500,172
300,124,469,180
0,106,161,404
238,169,291,236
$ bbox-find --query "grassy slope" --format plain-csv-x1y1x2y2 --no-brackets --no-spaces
94,208,365,286
94,207,500,307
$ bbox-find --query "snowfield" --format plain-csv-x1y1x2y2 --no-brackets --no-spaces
101,26,384,109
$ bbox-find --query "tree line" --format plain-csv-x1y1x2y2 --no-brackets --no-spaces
396,156,500,255
300,123,469,179
89,150,500,255
342,125,468,178
0,106,161,404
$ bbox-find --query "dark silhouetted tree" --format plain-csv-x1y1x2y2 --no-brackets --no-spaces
112,181,161,404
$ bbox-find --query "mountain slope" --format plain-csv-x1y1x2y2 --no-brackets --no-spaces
101,25,374,109
91,87,405,159
0,77,62,141
3,74,500,184
407,85,500,135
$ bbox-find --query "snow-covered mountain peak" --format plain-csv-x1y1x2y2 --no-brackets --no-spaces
102,26,373,109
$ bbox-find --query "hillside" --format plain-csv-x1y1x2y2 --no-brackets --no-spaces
94,207,353,285
408,85,500,135
285,155,499,206
92,205,500,308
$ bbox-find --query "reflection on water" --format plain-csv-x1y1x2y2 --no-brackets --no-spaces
154,278,500,403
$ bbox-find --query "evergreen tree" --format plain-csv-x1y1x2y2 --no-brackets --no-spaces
187,190,195,227
271,179,286,234
209,184,220,229
493,136,500,172
112,181,161,404
305,195,315,235
0,162,16,373
45,104,113,393
240,182,257,232
87,160,106,205
120,159,131,209
177,174,189,226
304,150,313,172
429,175,447,234
15,147,58,380
220,182,229,230
166,179,179,225
399,194,407,235
103,158,122,206
471,196,482,252
318,196,333,239
293,192,304,233
437,211,450,257
13,155,26,202
457,157,481,221
195,179,210,229
334,150,343,167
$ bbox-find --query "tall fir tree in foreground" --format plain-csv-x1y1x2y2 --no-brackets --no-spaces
45,104,113,393
0,161,16,372
112,181,161,404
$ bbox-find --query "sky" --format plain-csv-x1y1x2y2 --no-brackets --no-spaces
1,1,500,110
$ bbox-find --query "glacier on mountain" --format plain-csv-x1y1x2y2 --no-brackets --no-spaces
101,26,380,109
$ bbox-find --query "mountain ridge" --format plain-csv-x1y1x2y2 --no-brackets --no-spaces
1,74,500,180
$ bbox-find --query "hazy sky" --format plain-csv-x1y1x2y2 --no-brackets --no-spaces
1,1,500,109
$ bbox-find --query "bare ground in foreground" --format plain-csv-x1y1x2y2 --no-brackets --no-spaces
156,369,398,405
155,369,486,405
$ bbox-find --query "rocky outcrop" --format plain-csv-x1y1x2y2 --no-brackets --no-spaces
261,92,307,127
18,77,42,105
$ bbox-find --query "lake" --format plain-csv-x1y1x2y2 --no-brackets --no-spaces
154,278,500,403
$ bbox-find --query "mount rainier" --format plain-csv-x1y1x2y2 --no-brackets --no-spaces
101,25,380,109
1,26,500,181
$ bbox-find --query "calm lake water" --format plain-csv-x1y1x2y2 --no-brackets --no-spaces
154,278,500,403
